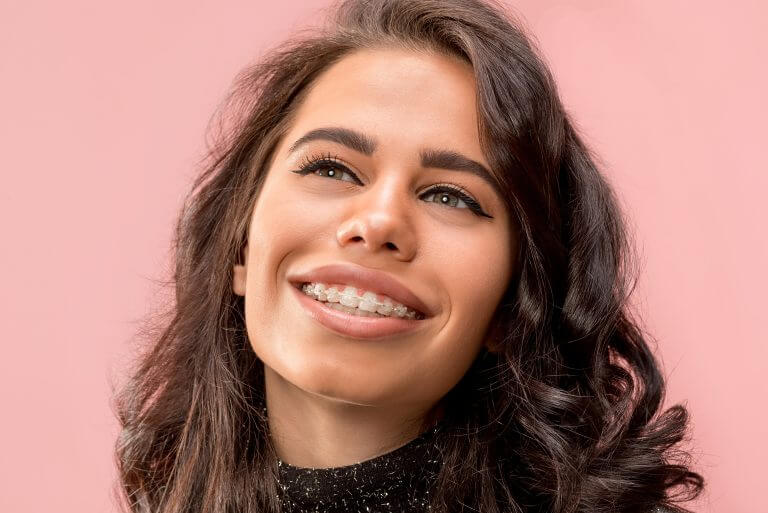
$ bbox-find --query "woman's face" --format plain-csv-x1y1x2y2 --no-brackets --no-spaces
233,47,515,417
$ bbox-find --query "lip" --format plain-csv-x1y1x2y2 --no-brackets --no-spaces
287,263,435,318
289,281,430,340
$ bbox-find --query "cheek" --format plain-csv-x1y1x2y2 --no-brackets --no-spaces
428,224,512,312
240,179,339,356
411,231,511,396
249,177,337,255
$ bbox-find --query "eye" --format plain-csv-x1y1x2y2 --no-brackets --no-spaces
420,184,490,217
290,154,492,218
291,153,361,184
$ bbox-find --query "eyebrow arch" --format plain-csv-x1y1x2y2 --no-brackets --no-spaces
287,126,503,201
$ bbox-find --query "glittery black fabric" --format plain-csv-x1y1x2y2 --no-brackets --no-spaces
275,423,444,513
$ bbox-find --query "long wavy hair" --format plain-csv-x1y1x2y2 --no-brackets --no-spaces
112,0,704,512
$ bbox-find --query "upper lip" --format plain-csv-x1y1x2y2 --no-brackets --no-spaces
288,263,435,317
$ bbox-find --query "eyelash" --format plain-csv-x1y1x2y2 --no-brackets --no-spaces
291,153,492,218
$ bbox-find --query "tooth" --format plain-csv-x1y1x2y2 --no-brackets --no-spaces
393,304,407,318
375,297,394,316
328,302,384,317
340,286,361,308
315,283,328,301
329,303,353,314
358,291,379,312
325,286,340,303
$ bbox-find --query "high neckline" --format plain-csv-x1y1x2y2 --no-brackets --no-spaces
275,422,444,512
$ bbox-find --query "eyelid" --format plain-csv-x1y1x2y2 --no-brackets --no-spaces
425,182,475,200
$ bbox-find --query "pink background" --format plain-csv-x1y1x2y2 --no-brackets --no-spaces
1,1,765,511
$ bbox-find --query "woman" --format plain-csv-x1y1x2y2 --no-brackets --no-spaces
113,0,704,512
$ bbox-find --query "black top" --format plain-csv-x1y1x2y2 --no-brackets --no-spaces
273,420,673,513
275,422,444,513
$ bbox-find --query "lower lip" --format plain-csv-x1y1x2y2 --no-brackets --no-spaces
289,282,429,340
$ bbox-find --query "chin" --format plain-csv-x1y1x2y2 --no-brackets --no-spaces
292,366,396,406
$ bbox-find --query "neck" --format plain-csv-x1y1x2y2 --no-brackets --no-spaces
264,365,444,468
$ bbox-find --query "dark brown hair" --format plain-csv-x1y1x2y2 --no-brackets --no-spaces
112,1,704,511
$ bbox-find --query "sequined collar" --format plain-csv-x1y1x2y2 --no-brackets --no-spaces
275,423,444,512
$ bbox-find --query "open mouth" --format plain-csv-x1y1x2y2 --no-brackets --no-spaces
291,281,428,321
288,280,430,340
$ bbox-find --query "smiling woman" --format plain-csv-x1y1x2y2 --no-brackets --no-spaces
113,1,704,512
230,48,517,466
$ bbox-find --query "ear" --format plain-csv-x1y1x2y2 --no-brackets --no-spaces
232,244,249,296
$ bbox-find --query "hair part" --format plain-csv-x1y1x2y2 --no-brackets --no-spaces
113,1,704,512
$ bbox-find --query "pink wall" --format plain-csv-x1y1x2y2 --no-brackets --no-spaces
1,1,764,511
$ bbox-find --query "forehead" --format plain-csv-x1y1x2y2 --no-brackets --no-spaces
285,47,484,162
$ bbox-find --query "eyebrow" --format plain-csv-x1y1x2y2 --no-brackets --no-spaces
287,126,503,201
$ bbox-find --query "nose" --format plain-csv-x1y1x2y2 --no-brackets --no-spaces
335,175,417,261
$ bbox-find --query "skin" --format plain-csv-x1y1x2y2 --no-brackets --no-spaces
232,47,516,468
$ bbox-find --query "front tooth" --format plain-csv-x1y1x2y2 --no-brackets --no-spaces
325,286,340,303
358,291,379,313
314,282,329,301
375,297,394,316
340,286,360,308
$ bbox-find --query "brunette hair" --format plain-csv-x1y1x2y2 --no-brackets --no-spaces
112,0,704,511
